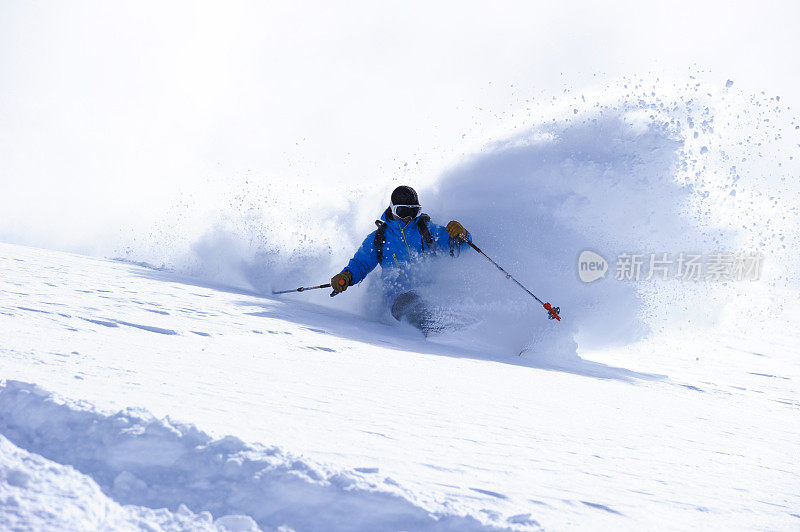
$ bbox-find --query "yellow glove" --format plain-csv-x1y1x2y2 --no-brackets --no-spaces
446,220,469,240
331,271,352,293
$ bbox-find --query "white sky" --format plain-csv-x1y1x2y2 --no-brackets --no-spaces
1,0,798,252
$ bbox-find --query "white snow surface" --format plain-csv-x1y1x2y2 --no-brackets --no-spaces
0,430,257,532
1,242,799,530
0,378,473,532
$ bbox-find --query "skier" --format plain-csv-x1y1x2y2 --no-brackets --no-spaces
330,186,472,333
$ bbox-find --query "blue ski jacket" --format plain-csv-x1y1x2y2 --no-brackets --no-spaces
341,209,471,299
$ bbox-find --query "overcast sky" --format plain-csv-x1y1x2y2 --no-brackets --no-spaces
1,0,798,252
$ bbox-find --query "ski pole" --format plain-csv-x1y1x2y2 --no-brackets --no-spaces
460,238,561,321
272,283,333,295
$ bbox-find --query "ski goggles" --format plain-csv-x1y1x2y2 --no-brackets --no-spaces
390,202,421,219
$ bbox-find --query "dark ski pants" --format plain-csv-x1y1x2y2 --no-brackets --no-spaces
390,291,429,330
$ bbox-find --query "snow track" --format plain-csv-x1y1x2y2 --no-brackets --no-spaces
0,380,492,531
0,432,237,532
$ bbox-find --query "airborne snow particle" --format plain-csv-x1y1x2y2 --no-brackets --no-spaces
725,80,734,88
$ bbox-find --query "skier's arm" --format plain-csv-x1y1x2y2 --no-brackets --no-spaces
340,231,380,285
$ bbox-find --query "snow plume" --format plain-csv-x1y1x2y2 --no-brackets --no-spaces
105,78,799,359
3,76,797,358
416,81,799,357
418,100,701,357
113,178,353,295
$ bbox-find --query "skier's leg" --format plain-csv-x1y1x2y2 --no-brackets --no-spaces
390,291,430,331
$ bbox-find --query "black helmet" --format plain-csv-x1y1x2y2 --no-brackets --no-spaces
390,186,421,219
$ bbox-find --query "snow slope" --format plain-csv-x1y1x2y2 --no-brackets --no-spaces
1,242,799,530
